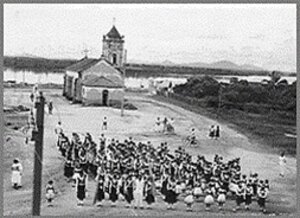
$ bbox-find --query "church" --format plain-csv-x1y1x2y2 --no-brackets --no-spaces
63,24,126,106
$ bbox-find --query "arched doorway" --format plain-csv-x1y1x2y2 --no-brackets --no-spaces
112,54,117,65
102,89,109,106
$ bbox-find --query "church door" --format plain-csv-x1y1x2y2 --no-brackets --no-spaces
112,54,117,65
102,90,109,106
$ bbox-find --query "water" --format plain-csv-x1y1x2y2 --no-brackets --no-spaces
3,69,297,88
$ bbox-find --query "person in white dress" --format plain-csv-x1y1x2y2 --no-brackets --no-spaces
11,158,23,189
279,152,287,177
133,175,145,209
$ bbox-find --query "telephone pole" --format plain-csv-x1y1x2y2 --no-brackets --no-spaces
32,91,45,216
217,85,223,119
121,49,127,117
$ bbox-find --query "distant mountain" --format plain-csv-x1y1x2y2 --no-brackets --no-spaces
211,60,240,70
122,58,266,72
184,60,265,72
161,60,177,66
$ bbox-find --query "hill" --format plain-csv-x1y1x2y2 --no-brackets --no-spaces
4,56,77,73
4,56,271,77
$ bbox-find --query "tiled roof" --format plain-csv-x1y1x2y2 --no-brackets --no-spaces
106,25,122,39
65,58,99,72
82,75,123,88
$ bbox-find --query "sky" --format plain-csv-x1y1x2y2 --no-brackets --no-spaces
4,4,297,72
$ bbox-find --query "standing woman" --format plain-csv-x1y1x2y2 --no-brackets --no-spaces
161,173,169,199
124,174,134,208
144,176,155,209
93,174,105,207
64,158,74,182
279,152,287,177
109,174,119,206
215,126,220,140
165,176,177,210
11,158,23,189
74,171,88,206
133,174,145,209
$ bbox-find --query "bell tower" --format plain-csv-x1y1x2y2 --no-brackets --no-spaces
102,19,125,68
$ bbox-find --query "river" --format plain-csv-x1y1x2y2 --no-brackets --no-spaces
3,69,296,89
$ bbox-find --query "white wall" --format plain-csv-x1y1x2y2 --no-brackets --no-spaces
82,86,124,105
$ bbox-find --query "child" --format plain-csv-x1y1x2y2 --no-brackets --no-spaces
193,182,203,199
233,182,245,212
209,125,215,139
102,117,108,131
155,117,161,133
204,187,214,211
216,187,226,211
11,158,23,189
279,152,287,177
45,180,56,207
257,187,268,213
93,174,105,207
245,183,253,210
184,189,194,211
264,179,270,194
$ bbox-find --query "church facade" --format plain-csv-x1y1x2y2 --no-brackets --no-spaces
63,25,126,106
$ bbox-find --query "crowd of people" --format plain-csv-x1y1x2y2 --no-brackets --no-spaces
53,128,270,213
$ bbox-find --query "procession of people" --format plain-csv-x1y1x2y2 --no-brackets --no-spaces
54,128,271,213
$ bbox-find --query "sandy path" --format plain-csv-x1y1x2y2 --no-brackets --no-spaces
3,90,296,216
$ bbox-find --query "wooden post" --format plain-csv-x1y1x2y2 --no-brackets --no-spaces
32,91,45,216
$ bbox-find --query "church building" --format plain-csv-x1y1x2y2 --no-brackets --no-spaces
63,24,126,106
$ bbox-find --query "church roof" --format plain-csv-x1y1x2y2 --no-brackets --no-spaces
65,58,99,72
82,75,123,88
106,25,122,39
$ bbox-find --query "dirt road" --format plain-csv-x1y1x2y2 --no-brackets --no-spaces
3,89,296,216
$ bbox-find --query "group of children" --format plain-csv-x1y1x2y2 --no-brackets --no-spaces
50,131,270,213
155,117,175,134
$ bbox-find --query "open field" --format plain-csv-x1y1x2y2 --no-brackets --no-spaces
3,89,297,216
152,94,296,156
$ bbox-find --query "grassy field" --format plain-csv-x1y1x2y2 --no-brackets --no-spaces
151,94,296,156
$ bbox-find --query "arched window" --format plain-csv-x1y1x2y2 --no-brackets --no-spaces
112,54,117,65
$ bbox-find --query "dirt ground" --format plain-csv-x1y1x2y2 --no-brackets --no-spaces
3,89,297,216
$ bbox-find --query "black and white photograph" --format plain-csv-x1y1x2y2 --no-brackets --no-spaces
2,3,297,216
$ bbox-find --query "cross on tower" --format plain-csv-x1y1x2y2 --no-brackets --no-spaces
83,49,89,58
113,17,116,26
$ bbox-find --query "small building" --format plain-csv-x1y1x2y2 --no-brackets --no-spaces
63,24,126,106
